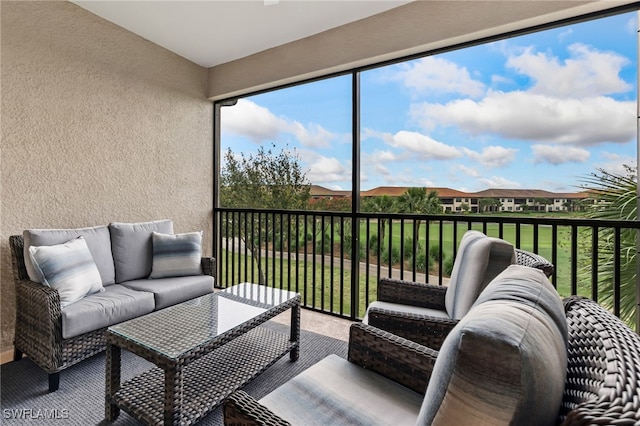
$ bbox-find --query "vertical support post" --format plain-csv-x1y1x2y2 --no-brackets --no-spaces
636,10,640,332
351,71,361,321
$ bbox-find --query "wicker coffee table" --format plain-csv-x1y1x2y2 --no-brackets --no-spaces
105,283,300,425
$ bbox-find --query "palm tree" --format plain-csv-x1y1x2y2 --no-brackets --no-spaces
362,195,395,243
397,188,441,249
580,166,637,330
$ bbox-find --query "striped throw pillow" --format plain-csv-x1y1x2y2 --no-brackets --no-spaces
149,231,203,279
28,237,104,308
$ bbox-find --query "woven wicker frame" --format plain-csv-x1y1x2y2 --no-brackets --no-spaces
105,289,300,425
560,296,640,425
9,235,217,391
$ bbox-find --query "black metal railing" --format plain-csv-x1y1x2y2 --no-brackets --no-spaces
214,207,640,329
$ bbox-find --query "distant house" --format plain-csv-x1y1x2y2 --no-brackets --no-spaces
309,185,351,200
345,186,592,213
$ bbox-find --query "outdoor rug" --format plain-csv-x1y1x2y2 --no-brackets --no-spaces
1,321,348,425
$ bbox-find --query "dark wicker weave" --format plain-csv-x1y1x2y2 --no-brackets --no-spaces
367,248,555,350
106,286,300,426
515,248,555,277
8,234,217,392
559,296,640,425
223,322,438,425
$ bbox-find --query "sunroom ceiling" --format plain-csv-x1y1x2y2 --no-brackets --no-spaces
71,0,413,68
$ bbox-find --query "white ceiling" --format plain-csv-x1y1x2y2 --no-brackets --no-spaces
72,0,412,68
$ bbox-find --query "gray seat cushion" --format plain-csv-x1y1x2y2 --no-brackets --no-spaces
362,300,449,324
109,219,173,283
417,264,567,426
260,354,423,426
121,275,214,310
445,230,515,319
61,284,155,339
23,225,115,285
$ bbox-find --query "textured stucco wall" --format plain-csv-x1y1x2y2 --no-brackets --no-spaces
1,2,213,351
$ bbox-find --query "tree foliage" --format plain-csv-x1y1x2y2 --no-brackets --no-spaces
220,144,311,283
580,166,637,330
220,144,310,209
396,188,442,250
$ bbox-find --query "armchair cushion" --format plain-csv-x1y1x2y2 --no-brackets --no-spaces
28,237,105,308
23,225,115,285
260,354,423,425
363,301,449,323
149,231,203,279
109,219,173,283
417,265,567,426
445,230,515,319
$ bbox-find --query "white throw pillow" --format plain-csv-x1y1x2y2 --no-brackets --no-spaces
149,231,203,279
29,237,104,308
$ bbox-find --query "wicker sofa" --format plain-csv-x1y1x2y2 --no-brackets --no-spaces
224,266,640,425
9,219,216,392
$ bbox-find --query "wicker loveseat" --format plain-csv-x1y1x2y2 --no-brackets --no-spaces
9,219,216,392
224,266,640,425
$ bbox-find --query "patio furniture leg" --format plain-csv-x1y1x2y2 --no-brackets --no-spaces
105,343,121,421
48,372,60,392
165,364,184,425
290,303,300,361
13,348,22,361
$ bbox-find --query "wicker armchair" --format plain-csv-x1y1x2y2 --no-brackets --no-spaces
224,290,640,426
9,235,216,392
559,296,640,425
366,246,554,350
224,323,438,425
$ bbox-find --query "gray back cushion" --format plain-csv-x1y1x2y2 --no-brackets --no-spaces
109,219,173,283
445,230,515,319
418,264,568,426
23,225,115,286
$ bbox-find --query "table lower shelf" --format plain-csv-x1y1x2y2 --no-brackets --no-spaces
110,325,296,426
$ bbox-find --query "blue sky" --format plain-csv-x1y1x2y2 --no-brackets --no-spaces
221,11,638,193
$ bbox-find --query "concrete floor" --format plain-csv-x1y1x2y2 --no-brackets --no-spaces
271,308,354,342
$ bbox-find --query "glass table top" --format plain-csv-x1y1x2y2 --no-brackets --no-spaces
108,283,299,359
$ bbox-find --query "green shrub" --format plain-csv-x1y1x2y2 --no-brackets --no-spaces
443,254,455,276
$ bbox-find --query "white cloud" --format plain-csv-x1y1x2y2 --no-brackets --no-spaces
506,43,631,98
625,16,637,35
388,56,485,98
221,99,335,148
531,144,590,165
558,29,573,42
477,176,522,188
452,164,480,178
463,145,517,168
375,164,391,176
221,99,286,142
412,92,635,145
384,130,463,160
595,152,637,176
306,155,351,184
367,149,399,163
